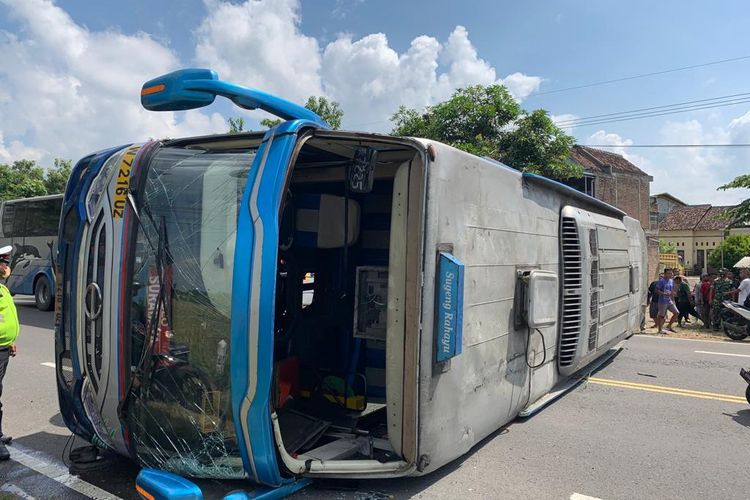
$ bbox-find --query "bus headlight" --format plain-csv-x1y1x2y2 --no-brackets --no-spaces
85,150,121,222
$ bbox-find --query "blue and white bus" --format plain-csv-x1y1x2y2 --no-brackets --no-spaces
0,193,62,310
55,69,647,498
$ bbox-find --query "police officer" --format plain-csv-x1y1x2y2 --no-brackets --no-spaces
0,244,19,460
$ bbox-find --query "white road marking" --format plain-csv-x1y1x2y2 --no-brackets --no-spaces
571,494,602,500
637,334,750,346
695,350,750,359
7,442,124,500
41,361,72,372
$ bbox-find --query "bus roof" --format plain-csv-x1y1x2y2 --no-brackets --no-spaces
1,193,64,205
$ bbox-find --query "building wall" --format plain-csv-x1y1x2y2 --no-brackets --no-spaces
647,235,660,280
661,227,750,273
594,171,651,230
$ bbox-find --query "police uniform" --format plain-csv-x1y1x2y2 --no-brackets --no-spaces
0,244,19,460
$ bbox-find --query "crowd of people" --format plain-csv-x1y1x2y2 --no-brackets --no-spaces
647,266,750,334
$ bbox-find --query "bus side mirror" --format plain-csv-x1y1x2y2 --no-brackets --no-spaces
141,68,218,112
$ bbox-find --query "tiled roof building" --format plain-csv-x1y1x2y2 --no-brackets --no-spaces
659,204,749,273
567,145,654,230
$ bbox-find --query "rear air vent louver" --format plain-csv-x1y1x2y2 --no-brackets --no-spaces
588,229,599,350
559,217,582,367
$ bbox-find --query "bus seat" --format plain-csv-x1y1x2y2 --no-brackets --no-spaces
295,194,360,248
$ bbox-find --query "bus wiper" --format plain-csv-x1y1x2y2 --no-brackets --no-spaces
118,211,171,424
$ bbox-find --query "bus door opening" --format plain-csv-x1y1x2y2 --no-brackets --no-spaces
270,135,421,474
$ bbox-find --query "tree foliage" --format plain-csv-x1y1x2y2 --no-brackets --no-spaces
256,96,344,130
44,159,73,194
659,240,677,254
304,96,343,129
390,85,580,179
708,234,750,270
260,117,282,129
228,117,245,134
718,174,750,226
0,158,73,202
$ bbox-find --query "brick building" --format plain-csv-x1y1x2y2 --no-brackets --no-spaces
566,145,659,279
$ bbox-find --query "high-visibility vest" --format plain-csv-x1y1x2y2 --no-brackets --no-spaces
0,284,19,347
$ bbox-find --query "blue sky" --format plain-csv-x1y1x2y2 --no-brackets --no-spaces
1,0,749,204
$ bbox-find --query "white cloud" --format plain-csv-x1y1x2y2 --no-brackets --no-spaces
587,119,748,206
195,0,323,102
551,113,579,132
321,25,541,130
0,0,227,167
0,0,544,166
583,121,749,207
0,132,46,164
586,130,653,182
500,72,542,101
653,119,739,205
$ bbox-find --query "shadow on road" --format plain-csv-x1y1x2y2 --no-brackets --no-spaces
49,412,67,428
15,301,55,330
725,409,750,428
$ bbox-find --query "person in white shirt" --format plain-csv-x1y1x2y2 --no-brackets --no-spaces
738,268,750,307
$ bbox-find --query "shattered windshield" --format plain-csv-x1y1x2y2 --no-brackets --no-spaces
127,146,256,478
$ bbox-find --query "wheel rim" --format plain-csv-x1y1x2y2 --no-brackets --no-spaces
37,281,49,305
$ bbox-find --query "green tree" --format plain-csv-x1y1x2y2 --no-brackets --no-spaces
718,174,750,226
228,116,245,134
305,96,344,129
659,240,677,254
0,160,47,201
260,117,282,129
44,158,73,194
0,158,73,202
390,85,581,179
257,96,344,130
708,234,750,270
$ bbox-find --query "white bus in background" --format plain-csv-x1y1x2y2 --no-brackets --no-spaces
0,193,62,310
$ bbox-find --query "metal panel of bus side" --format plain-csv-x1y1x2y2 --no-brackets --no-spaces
624,216,648,333
415,143,562,475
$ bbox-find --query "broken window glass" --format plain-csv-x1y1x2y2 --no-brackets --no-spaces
126,147,256,478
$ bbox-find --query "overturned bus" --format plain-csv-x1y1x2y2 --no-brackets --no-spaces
54,69,647,494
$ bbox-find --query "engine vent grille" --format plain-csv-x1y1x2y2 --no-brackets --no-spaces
559,217,582,367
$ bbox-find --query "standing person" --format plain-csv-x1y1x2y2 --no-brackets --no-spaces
674,276,701,327
693,275,704,317
647,273,663,328
712,270,735,330
655,268,679,334
737,268,750,307
0,245,19,461
700,274,713,329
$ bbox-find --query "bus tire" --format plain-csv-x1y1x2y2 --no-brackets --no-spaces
35,276,53,311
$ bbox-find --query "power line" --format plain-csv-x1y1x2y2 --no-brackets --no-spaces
531,54,750,97
554,92,750,125
556,95,750,128
585,144,750,148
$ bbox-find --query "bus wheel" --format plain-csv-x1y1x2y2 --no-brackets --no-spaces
35,276,53,311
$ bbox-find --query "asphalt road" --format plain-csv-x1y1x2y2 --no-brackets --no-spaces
2,300,750,499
